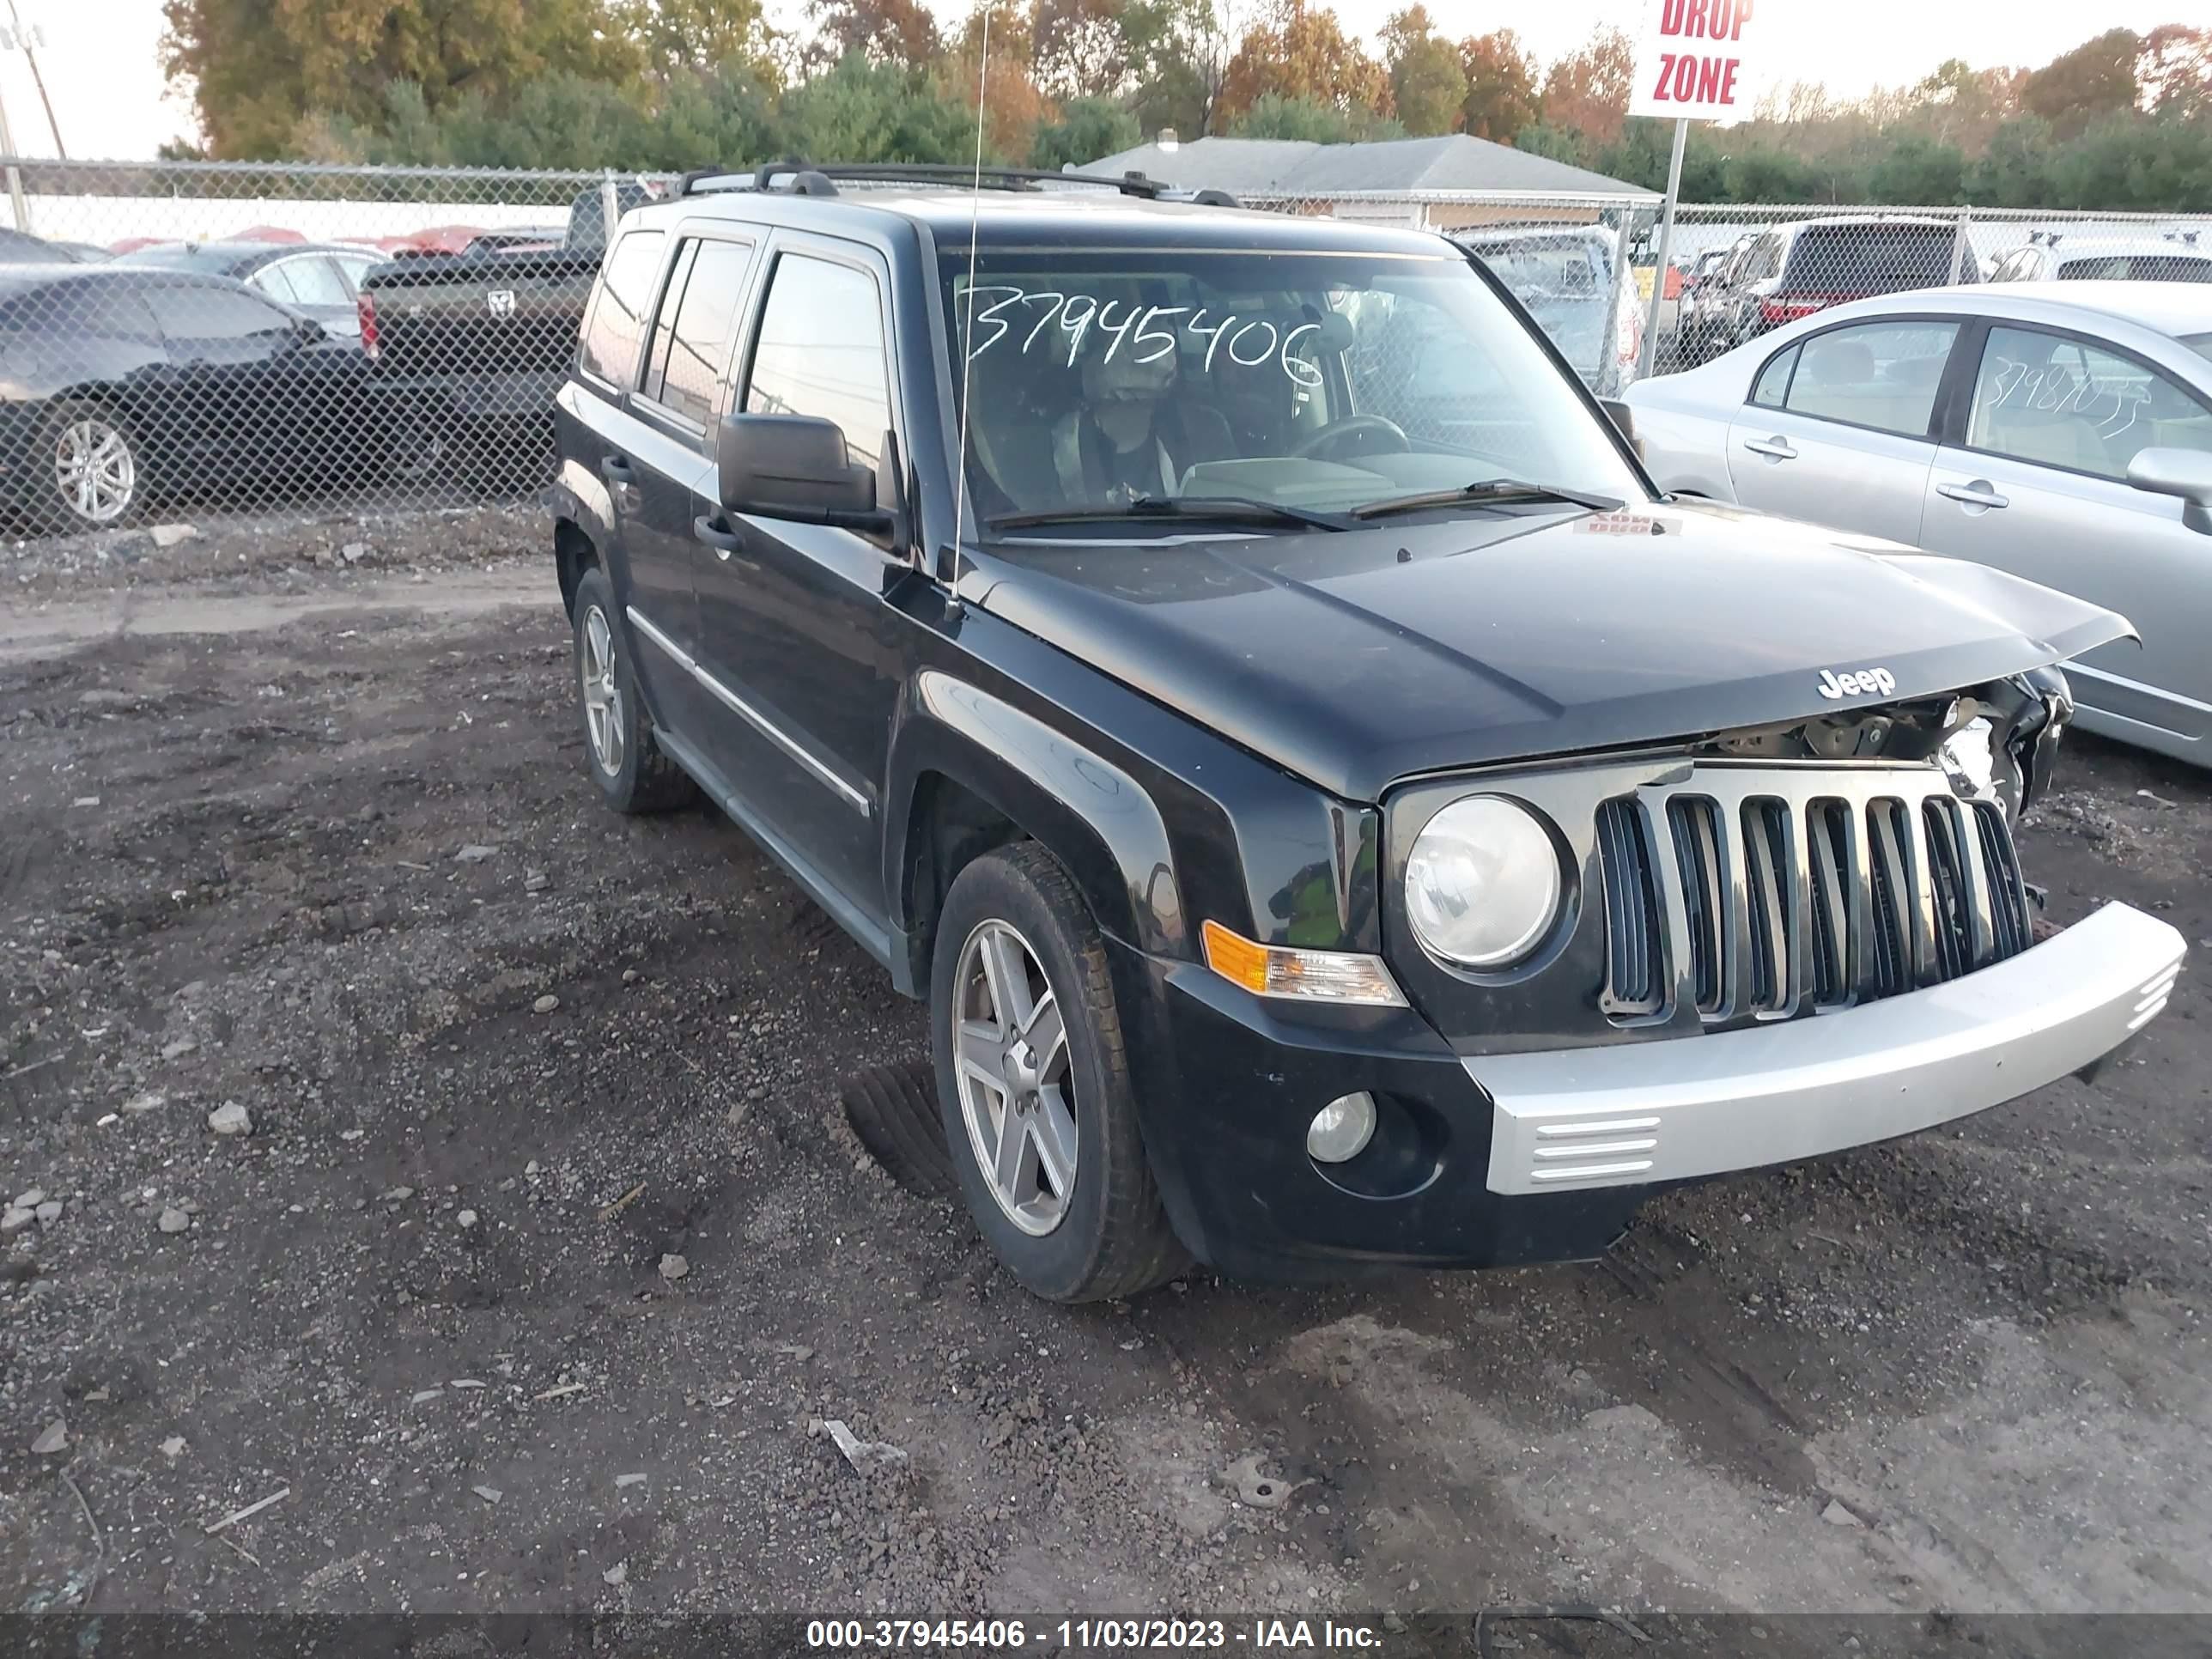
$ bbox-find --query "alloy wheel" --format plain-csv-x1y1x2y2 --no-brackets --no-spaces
55,418,135,525
580,605,624,776
951,919,1078,1237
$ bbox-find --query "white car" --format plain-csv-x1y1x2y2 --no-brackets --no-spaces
1626,282,2212,765
1989,228,2212,285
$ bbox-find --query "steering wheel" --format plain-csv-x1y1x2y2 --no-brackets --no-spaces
1292,414,1411,462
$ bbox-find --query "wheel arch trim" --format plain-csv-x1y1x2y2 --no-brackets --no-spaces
888,671,1188,985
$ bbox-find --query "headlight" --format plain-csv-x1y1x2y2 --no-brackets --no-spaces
1404,795,1562,968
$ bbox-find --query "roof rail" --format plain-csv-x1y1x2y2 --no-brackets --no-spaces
678,160,1237,207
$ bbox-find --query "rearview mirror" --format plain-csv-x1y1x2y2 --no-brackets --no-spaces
2126,447,2212,534
717,413,883,528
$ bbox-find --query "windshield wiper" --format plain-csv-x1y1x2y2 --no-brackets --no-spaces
987,495,1352,533
1348,478,1621,521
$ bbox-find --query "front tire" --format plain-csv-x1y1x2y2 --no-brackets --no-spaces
41,399,141,531
569,566,695,814
931,842,1188,1303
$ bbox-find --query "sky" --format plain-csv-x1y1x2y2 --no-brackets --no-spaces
0,0,2194,161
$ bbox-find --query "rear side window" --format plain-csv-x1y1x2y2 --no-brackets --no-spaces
276,256,354,307
2057,254,2212,283
580,229,666,387
1780,320,1958,436
743,253,891,469
143,282,295,340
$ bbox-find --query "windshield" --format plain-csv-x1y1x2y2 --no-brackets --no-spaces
943,246,1645,526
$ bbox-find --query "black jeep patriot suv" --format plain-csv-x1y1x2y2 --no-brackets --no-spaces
548,162,2185,1302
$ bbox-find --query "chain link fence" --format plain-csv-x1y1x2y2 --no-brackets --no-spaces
0,157,2205,539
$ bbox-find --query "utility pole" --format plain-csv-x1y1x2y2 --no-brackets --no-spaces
0,71,27,232
2,2,64,158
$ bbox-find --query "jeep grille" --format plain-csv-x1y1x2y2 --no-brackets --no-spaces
1595,765,2033,1025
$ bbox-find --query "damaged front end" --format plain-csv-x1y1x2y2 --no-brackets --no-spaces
1693,662,2075,823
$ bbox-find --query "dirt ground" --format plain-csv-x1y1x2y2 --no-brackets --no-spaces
3,519,2209,1642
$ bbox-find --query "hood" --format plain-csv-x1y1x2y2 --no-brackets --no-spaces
965,499,2133,804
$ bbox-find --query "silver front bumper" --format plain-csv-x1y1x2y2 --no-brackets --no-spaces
1474,902,2185,1194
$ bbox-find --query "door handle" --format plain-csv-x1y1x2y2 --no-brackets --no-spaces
599,455,640,510
1937,480,2009,509
694,514,744,560
1742,435,1797,460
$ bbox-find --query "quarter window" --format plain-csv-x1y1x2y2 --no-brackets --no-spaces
1750,346,1796,408
1780,320,1958,437
580,228,666,387
744,254,891,470
276,256,355,308
1966,325,2212,480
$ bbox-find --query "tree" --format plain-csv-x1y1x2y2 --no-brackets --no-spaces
2140,24,2211,119
1538,25,1633,149
1031,0,1140,100
946,0,1051,165
1379,8,1465,137
804,0,941,74
1867,132,1967,204
1215,3,1389,125
1898,58,2021,155
161,0,641,159
621,0,779,82
2021,28,2140,138
1228,90,1401,142
1967,114,2057,207
1457,30,1538,143
1128,0,1231,137
1031,94,1141,169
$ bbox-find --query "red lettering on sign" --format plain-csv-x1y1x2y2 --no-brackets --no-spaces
1720,58,1740,100
1673,53,1698,99
1661,0,1686,31
1685,0,1710,37
1733,0,1753,39
1710,0,1734,35
1651,52,1677,97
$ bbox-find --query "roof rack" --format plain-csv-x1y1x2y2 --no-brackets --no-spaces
676,159,1238,208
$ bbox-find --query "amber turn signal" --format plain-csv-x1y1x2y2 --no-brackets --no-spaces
1200,920,1407,1006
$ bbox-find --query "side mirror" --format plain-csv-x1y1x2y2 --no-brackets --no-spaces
716,412,884,529
1600,398,1635,444
2126,447,2212,535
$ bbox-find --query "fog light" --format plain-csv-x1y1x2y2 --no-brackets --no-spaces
1307,1092,1378,1164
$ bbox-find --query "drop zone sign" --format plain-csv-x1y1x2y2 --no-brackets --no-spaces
1629,0,1765,121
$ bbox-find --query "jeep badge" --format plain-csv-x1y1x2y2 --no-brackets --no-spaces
1817,665,1898,700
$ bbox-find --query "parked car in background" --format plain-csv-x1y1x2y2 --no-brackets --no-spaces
0,266,374,532
0,227,108,264
358,179,656,481
1627,282,2212,764
1988,228,2212,285
115,240,382,338
1455,225,1642,395
1674,234,1755,365
1683,216,1970,365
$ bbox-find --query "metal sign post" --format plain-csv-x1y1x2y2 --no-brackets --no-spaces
1637,118,1688,380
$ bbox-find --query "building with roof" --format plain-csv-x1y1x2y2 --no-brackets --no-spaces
1084,133,1656,231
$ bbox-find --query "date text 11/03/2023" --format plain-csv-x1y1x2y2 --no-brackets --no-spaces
804,1618,1387,1649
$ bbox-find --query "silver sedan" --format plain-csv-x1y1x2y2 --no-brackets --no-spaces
1626,283,2212,765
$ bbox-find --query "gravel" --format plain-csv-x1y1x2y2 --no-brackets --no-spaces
4,561,2209,1623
